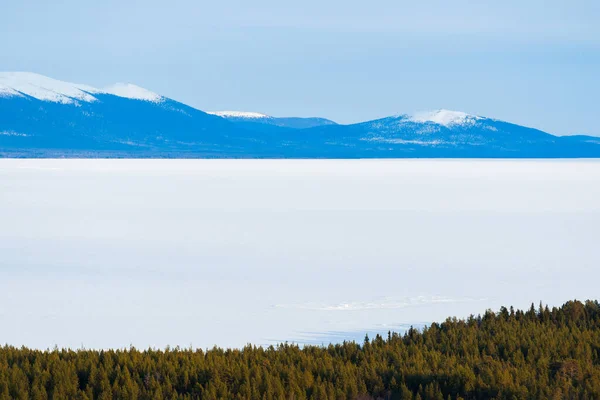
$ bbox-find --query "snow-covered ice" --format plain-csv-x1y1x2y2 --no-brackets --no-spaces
0,159,598,349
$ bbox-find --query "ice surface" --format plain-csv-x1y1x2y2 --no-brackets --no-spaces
0,159,599,349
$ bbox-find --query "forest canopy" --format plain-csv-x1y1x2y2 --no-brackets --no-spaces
1,300,600,399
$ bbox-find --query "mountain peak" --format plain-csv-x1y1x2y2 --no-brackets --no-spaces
407,109,480,127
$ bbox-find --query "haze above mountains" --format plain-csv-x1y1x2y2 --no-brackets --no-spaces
1,72,599,158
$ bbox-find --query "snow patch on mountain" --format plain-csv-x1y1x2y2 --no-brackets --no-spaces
100,83,163,102
0,130,29,137
367,137,449,146
207,111,271,119
408,109,481,127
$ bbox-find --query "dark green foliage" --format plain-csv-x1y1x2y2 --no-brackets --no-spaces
2,300,600,399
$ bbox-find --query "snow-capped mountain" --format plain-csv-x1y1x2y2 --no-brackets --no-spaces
354,109,553,147
1,72,599,158
300,109,600,157
0,72,255,156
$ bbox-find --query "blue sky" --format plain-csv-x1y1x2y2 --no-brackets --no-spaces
1,0,599,135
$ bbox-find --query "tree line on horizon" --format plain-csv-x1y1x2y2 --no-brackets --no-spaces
1,300,600,399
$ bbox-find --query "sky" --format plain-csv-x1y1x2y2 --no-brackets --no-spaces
1,0,599,136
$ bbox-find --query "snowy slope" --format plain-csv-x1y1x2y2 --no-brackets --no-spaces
98,83,163,102
0,72,98,104
0,72,163,104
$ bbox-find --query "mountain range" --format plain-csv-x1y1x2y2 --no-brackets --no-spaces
1,72,599,158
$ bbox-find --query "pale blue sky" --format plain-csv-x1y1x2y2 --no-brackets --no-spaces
1,0,599,135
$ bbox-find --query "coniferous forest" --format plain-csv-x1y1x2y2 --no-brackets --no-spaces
2,300,600,399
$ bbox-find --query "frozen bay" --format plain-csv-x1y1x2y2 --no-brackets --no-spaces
1,159,599,349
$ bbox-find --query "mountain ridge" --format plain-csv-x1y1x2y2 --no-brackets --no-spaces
1,72,599,158
207,110,338,130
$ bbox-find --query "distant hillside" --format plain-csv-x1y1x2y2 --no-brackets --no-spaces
2,72,600,158
207,111,337,129
2,300,600,399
